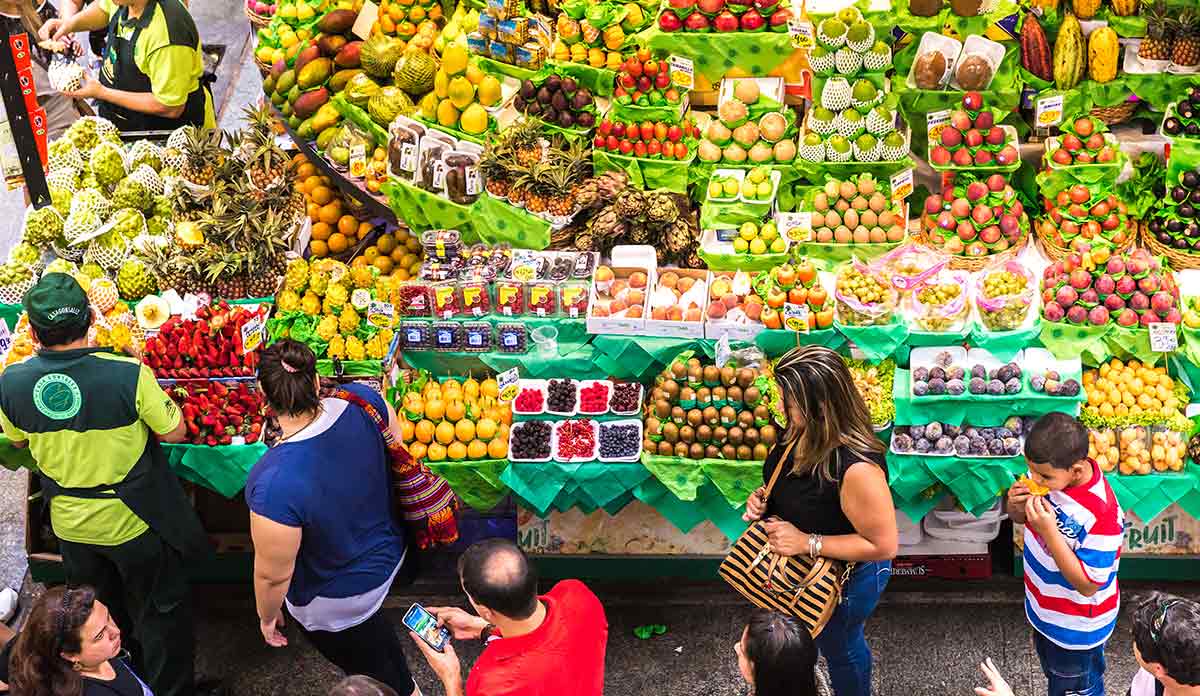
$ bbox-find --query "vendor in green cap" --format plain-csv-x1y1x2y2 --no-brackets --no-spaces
0,273,210,696
38,0,214,130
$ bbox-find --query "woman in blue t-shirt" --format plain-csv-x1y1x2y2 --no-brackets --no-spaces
247,339,417,695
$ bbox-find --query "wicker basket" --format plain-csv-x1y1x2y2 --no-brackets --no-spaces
1038,229,1136,263
1141,221,1200,270
1090,101,1138,126
255,53,272,76
913,230,1028,271
245,4,271,28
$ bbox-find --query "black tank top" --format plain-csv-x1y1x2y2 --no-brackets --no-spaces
762,443,888,536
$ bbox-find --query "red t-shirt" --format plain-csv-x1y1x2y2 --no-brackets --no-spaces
466,580,608,696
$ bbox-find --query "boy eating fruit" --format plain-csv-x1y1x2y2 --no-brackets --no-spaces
1007,412,1126,696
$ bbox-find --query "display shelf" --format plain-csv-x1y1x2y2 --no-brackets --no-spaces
277,115,397,224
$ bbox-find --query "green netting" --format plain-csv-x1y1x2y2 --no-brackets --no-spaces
892,368,1082,426
426,458,510,511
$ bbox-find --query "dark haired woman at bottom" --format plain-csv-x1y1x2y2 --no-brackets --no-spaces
247,339,419,695
5,585,152,696
736,610,830,696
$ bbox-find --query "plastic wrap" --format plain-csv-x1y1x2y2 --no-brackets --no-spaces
975,259,1036,331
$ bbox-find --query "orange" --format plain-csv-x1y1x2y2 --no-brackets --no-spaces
435,421,455,445
424,398,445,421
338,215,359,237
400,419,415,442
327,233,349,255
303,175,324,194
390,247,407,264
363,246,380,262
380,15,395,33
351,256,369,268
311,222,333,241
407,441,426,461
388,3,404,20
487,438,507,459
372,256,394,274
377,234,398,254
475,417,497,441
405,236,421,252
467,439,487,460
414,419,435,444
426,442,446,461
319,202,344,225
309,240,329,257
394,268,411,281
357,221,374,240
307,202,321,221
455,419,475,442
447,441,467,461
295,162,317,179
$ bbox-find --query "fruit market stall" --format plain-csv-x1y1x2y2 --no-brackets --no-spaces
12,0,1200,583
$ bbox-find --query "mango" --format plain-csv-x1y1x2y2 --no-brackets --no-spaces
327,68,362,92
287,113,302,129
436,98,460,128
477,75,501,107
297,117,315,140
262,73,277,95
297,57,333,90
284,41,303,63
317,34,348,57
318,8,357,34
286,84,301,104
447,75,475,110
441,43,468,76
281,101,292,117
316,118,341,148
271,90,287,107
270,58,288,79
311,102,342,134
460,103,487,135
294,43,321,73
333,41,362,68
275,68,296,95
293,86,330,119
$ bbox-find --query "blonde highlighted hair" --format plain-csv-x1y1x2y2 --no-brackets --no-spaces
773,345,884,481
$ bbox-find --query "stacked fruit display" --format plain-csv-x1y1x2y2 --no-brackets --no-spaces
749,261,833,330
261,9,364,135
612,50,686,109
370,0,444,40
550,3,648,70
808,6,891,76
1146,168,1200,253
1038,183,1138,251
142,302,271,379
593,117,696,161
928,92,1018,169
806,174,906,245
1045,116,1119,167
415,44,497,136
911,351,1024,398
513,74,597,131
892,419,1028,457
1039,246,1181,328
656,0,792,34
695,82,797,164
398,374,511,463
643,357,776,461
800,80,905,164
171,381,267,445
1082,359,1185,424
920,174,1027,258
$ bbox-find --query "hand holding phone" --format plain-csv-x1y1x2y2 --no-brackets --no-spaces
403,603,452,652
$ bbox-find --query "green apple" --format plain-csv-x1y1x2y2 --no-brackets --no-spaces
749,238,767,255
760,222,778,241
733,237,749,253
739,221,759,240
769,237,787,253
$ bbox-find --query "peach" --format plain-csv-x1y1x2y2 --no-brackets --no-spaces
668,306,683,321
626,305,643,318
659,271,679,288
652,306,669,320
629,271,648,288
595,266,614,282
684,308,702,322
677,276,696,293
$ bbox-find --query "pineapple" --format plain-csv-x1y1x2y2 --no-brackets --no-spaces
241,104,291,192
515,162,550,215
508,120,544,168
478,138,515,199
179,127,222,187
1172,10,1200,67
1140,0,1174,61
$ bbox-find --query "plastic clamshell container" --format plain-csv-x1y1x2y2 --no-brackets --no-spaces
461,321,493,352
494,279,526,316
552,418,600,463
525,280,559,318
948,34,1005,92
431,281,463,319
577,379,614,415
905,32,962,90
460,279,492,317
545,378,579,417
495,322,529,353
558,280,590,319
430,321,464,352
398,320,433,350
597,419,645,463
394,281,434,317
387,122,421,181
416,137,452,191
707,168,745,203
442,150,482,205
608,381,644,416
512,379,548,415
508,420,555,463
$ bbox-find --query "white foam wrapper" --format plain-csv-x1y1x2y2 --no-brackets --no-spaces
906,32,962,91
707,168,745,204
553,418,600,462
1123,41,1167,76
949,35,1005,92
597,418,645,463
577,379,614,416
718,77,785,110
508,420,555,463
545,378,580,417
608,382,644,416
586,265,651,337
1022,346,1082,387
512,379,548,415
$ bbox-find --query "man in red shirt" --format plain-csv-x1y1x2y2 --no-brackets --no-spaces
409,539,608,696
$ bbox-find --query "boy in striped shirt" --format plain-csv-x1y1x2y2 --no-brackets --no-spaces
1007,412,1126,696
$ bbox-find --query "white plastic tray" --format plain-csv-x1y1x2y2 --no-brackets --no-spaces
553,418,600,462
577,379,614,416
707,168,744,204
608,382,644,416
545,378,580,417
508,420,555,463
512,379,548,416
949,34,1005,92
905,32,962,91
597,418,645,463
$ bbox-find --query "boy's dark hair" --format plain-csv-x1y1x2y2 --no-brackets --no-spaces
1133,592,1200,686
31,307,92,348
328,676,398,696
458,538,538,620
1024,412,1089,470
744,610,820,696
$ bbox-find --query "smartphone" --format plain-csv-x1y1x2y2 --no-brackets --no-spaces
403,603,451,652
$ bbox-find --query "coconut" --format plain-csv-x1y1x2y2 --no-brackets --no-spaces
758,112,787,142
732,122,760,148
706,121,732,145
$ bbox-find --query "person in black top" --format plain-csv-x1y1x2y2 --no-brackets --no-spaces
743,345,897,696
6,585,154,696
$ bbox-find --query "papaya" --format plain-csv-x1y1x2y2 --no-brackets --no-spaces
334,41,362,68
1053,12,1084,90
293,87,330,119
297,57,333,90
317,34,348,57
328,68,362,92
1071,0,1100,19
1088,26,1119,83
1111,0,1137,15
311,102,342,134
318,8,357,34
294,43,321,74
275,68,297,95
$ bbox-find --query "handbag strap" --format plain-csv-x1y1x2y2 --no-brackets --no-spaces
762,438,799,503
328,388,416,473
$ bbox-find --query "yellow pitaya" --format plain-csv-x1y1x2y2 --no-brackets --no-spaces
309,269,330,296
339,306,361,333
325,283,348,311
301,292,321,315
277,289,301,312
285,258,309,292
327,334,346,359
316,315,338,341
346,335,366,361
352,265,376,289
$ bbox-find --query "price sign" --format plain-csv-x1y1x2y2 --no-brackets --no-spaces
790,19,814,48
0,319,12,359
715,335,732,368
668,55,694,90
927,109,951,142
890,168,914,202
352,1,379,39
349,144,367,179
367,300,395,328
784,303,810,332
241,316,265,355
1035,94,1064,128
399,142,418,173
1149,322,1179,353
776,212,812,242
498,367,520,401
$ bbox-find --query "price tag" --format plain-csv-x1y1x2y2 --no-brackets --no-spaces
0,319,12,360
790,18,814,48
776,212,812,243
367,300,395,328
352,0,379,39
399,142,418,172
465,166,481,195
715,334,732,368
926,109,951,141
498,367,520,401
241,316,265,355
1150,322,1179,353
1035,94,1064,128
434,326,455,348
890,168,914,202
668,55,694,90
404,325,423,345
431,160,447,190
349,144,367,179
784,302,810,332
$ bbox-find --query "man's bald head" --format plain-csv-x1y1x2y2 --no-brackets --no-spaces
459,538,539,620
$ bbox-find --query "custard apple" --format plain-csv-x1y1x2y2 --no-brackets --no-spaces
22,206,64,248
89,142,127,189
112,178,152,212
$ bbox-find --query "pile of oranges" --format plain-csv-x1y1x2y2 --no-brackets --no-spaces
399,374,512,462
293,153,373,259
351,228,424,281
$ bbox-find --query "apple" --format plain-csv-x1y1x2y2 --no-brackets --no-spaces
965,129,984,148
1063,133,1083,152
974,149,993,165
714,9,739,30
962,91,983,111
684,11,710,30
975,110,994,130
606,135,618,150
618,139,633,155
957,221,977,241
667,124,683,142
985,126,1005,146
1052,148,1073,165
740,8,765,29
941,128,963,148
768,8,791,30
996,145,1019,166
655,72,670,89
930,146,952,166
669,0,695,11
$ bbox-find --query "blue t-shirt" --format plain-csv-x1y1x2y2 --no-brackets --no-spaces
246,383,405,606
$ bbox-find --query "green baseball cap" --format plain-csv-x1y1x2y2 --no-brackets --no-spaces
24,273,90,331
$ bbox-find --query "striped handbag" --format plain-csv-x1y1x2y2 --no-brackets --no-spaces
718,439,852,637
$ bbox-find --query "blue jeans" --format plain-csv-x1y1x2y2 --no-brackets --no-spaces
814,560,891,696
1033,630,1106,696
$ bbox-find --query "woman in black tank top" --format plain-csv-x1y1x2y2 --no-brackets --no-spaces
742,346,897,696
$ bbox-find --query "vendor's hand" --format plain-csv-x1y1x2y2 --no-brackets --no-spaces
1024,496,1058,538
743,486,767,522
409,631,462,686
426,606,488,640
975,657,1015,696
259,612,288,648
762,518,809,557
61,71,103,100
39,18,67,42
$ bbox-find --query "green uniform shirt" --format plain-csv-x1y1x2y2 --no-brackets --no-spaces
97,0,216,127
0,349,181,546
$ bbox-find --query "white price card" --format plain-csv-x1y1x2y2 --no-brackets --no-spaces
352,1,379,39
890,168,914,202
498,367,520,402
790,19,814,48
1149,322,1179,353
776,211,812,243
367,300,395,328
241,316,265,355
784,302,810,332
349,144,368,179
927,109,951,141
1035,94,1064,128
0,319,12,359
668,55,694,90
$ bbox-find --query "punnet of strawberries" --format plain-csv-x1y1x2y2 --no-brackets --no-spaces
171,380,267,446
142,301,269,379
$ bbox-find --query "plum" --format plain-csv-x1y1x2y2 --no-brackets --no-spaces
935,437,954,454
925,422,944,440
954,435,972,456
947,379,965,395
928,377,947,395
987,379,1005,395
1005,377,1021,394
969,377,986,394
892,433,914,452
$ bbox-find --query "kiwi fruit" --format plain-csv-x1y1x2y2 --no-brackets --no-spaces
703,406,720,425
753,443,769,460
727,385,744,406
720,405,738,426
658,440,674,456
744,386,762,407
645,417,662,437
697,424,713,442
688,357,702,368
675,442,690,457
655,399,671,418
644,439,656,454
662,422,679,443
754,404,770,425
728,426,744,445
760,424,778,445
685,409,702,427
687,366,703,386
651,388,667,403
722,444,737,459
738,410,755,428
744,428,760,446
737,368,755,389
705,445,722,459
712,386,727,404
697,387,712,404
679,425,695,443
671,361,687,378
721,365,737,386
713,426,728,443
736,444,753,460
663,379,680,401
679,386,696,404
703,365,720,385
671,406,686,424
689,442,705,459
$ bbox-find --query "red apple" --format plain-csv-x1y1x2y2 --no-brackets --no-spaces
962,91,982,111
684,11,710,30
740,8,765,29
714,9,739,30
768,7,791,30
